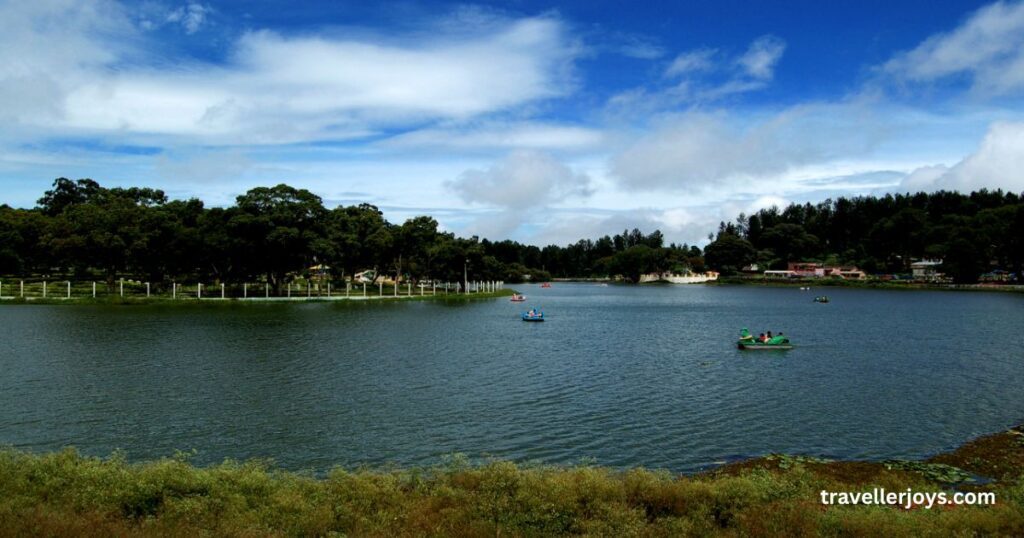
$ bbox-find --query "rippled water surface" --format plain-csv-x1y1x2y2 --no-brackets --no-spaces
1,283,1022,472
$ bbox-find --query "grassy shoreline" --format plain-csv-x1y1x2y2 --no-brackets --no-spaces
2,426,1022,536
0,288,517,306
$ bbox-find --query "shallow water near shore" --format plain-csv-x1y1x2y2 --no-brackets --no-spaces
1,283,1022,472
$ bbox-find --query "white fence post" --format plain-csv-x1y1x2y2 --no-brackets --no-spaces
43,280,47,298
328,282,331,298
119,278,124,297
265,283,269,298
221,283,225,299
172,282,176,299
287,283,291,298
20,280,24,298
244,283,248,299
93,281,96,298
408,282,412,296
146,282,150,298
198,283,202,299
66,281,70,299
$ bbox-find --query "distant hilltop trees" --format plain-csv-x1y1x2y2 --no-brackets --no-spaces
1,179,1020,285
704,190,1024,283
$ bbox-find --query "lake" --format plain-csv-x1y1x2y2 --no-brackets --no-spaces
1,283,1022,473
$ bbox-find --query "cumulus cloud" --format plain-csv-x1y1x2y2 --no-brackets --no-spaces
883,1,1024,95
899,121,1024,192
447,150,592,210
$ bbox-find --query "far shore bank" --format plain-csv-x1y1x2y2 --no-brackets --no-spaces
1,424,1021,535
552,276,1024,293
710,276,1024,293
0,287,516,305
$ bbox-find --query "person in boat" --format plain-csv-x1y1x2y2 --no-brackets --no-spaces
758,332,766,342
767,331,773,340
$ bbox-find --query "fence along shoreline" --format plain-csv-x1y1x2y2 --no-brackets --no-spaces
0,279,508,302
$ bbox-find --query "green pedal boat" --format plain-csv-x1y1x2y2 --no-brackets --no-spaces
737,328,793,350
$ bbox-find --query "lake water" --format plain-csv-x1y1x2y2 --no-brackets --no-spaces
1,283,1022,473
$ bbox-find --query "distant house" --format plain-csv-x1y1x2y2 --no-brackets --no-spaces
784,262,865,280
837,268,866,280
787,262,821,277
741,263,760,273
911,260,943,281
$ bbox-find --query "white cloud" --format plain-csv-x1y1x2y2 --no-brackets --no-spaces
900,164,950,190
0,0,134,125
3,4,578,145
883,1,1024,95
383,122,604,152
738,35,786,80
609,108,835,191
665,48,716,77
611,35,786,111
447,150,591,210
155,149,251,185
899,121,1024,192
166,3,210,34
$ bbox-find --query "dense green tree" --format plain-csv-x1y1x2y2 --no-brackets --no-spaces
704,234,756,275
231,184,327,291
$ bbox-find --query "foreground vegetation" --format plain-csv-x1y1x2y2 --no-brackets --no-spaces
2,426,1022,537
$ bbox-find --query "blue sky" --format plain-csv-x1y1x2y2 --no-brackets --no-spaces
2,0,1024,245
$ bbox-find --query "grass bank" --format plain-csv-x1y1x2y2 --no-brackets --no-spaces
0,288,517,306
2,426,1022,536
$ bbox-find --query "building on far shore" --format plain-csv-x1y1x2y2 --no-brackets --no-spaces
911,259,944,281
771,262,867,280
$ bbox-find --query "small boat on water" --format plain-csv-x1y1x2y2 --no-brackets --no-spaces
737,328,792,350
510,294,526,302
541,283,552,288
813,296,830,303
522,309,545,322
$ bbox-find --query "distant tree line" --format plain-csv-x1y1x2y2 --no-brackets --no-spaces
3,179,1021,286
0,179,701,288
703,189,1024,283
